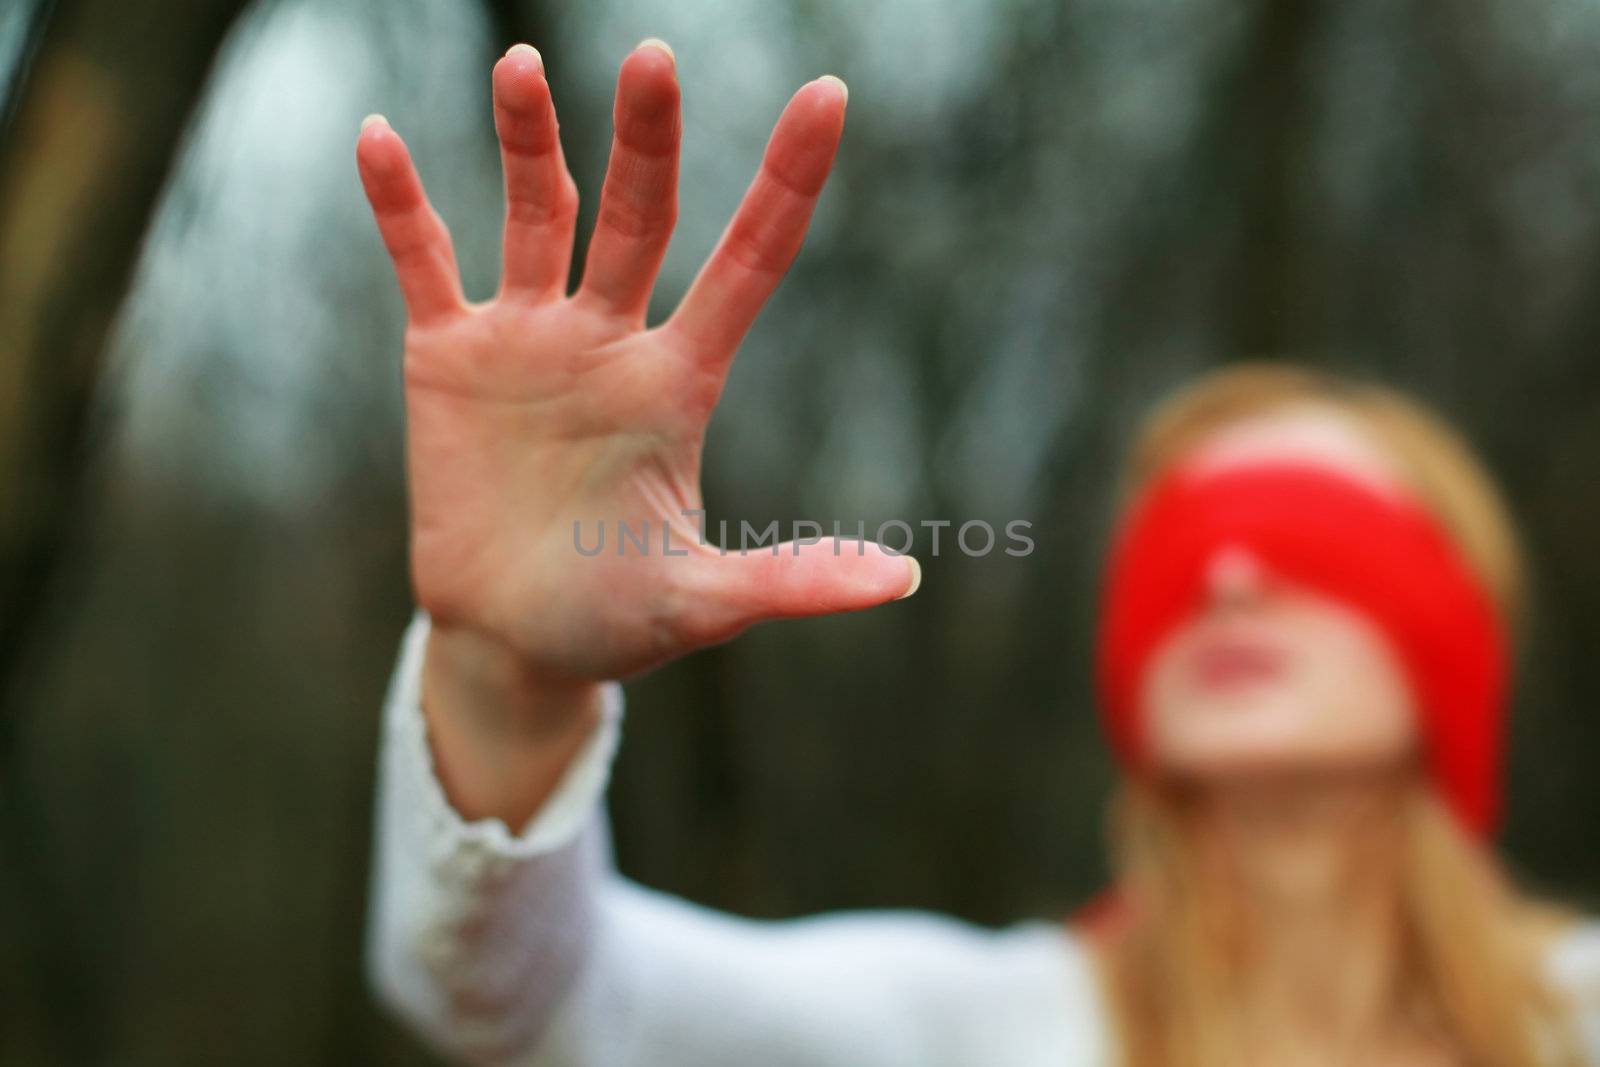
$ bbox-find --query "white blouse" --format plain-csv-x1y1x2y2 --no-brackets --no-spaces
366,613,1600,1065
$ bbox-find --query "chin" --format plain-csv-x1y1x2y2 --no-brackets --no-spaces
1151,730,1415,783
1148,700,1334,776
1155,744,1326,781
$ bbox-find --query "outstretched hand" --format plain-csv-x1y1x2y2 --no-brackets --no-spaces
357,41,917,693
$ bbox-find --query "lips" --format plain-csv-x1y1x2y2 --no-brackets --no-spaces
1189,629,1288,690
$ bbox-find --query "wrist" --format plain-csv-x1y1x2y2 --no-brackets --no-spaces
421,621,606,827
424,622,599,736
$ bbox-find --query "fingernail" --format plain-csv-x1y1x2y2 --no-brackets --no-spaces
819,74,848,104
896,556,921,600
505,42,543,69
637,37,675,63
360,113,388,132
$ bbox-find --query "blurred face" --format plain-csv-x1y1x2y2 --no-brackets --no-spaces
1139,406,1422,779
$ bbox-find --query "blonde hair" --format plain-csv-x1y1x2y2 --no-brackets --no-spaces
1095,362,1584,1067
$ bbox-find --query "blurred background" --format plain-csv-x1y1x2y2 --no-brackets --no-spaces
3,0,1600,1062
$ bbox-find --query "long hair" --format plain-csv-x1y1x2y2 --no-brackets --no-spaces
1094,363,1586,1067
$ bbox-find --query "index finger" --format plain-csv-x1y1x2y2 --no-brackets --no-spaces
664,76,846,366
356,115,467,327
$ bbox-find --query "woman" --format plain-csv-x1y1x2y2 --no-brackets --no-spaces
356,40,1600,1066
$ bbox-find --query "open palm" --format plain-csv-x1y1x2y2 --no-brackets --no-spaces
356,42,916,686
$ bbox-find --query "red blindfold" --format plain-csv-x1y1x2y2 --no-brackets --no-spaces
1096,460,1509,836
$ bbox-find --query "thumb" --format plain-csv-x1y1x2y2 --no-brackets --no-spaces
690,537,920,635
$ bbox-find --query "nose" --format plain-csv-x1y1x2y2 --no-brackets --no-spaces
1203,544,1269,608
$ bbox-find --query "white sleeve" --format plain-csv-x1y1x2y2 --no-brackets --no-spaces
365,612,1107,1067
1548,920,1600,1064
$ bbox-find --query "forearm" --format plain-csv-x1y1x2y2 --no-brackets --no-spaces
422,622,605,830
368,612,623,1062
369,614,1095,1067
